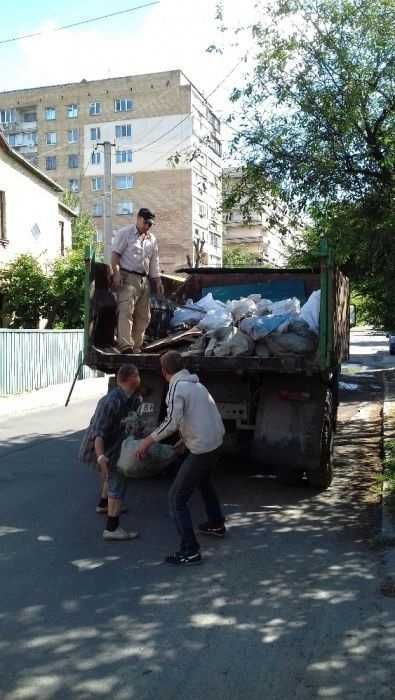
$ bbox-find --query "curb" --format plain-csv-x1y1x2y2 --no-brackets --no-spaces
380,370,395,592
382,370,395,537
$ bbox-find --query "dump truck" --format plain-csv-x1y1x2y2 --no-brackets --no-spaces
84,241,350,489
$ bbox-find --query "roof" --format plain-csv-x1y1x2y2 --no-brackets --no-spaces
0,130,63,193
58,200,77,218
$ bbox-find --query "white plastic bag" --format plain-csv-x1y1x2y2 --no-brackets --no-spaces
170,306,204,328
117,437,176,478
271,297,301,316
256,299,273,316
196,292,227,313
300,290,321,333
198,308,232,332
227,297,257,322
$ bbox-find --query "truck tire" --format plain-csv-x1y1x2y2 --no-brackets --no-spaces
307,392,334,489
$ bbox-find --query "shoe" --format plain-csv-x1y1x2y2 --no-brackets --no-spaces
96,504,128,515
103,527,139,541
198,522,226,537
120,346,135,355
164,551,202,566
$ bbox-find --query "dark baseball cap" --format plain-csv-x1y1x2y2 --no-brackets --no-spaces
138,207,155,223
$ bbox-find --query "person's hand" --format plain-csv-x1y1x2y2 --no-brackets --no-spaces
97,454,109,479
135,436,155,460
113,270,122,289
174,439,187,455
153,279,164,298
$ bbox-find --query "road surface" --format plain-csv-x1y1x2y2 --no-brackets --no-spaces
0,329,395,699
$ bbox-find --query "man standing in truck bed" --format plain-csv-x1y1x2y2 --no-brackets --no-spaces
112,207,163,354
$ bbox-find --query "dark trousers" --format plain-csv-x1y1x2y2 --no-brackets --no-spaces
168,447,224,554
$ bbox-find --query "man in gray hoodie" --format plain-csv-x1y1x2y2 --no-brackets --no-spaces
136,350,225,565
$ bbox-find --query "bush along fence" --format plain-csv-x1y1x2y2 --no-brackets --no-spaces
0,329,97,396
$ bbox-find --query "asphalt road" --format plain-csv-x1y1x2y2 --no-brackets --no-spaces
1,329,395,700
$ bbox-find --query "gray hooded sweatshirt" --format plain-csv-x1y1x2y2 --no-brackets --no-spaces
151,369,225,454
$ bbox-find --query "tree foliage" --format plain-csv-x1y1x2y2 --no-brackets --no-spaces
0,254,51,328
219,0,394,325
223,246,260,267
0,208,96,329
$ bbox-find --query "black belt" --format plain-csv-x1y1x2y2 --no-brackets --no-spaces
120,267,147,277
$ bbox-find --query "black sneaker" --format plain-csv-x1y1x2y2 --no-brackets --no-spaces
198,522,226,537
165,551,202,566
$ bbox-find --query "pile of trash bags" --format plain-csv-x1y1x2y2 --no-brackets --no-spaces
170,289,321,358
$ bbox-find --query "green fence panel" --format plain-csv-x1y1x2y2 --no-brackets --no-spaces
0,329,97,396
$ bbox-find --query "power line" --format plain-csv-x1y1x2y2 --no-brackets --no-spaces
0,1,159,46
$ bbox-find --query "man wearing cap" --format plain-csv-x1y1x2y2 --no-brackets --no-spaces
112,207,163,354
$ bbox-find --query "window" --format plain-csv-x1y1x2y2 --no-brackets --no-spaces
45,107,56,120
198,202,207,218
92,201,103,217
1,109,16,124
117,201,133,215
68,129,78,143
46,132,57,145
67,104,78,118
115,124,132,138
115,175,133,190
46,156,56,170
91,151,101,165
114,98,133,112
116,150,133,163
68,179,79,193
0,191,7,242
68,154,79,168
59,221,65,256
89,102,101,116
91,176,103,192
90,127,101,141
23,111,37,123
210,136,222,157
210,232,220,249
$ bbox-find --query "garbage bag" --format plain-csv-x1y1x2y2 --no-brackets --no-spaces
300,290,321,333
196,292,227,313
170,305,205,329
226,297,257,322
271,297,301,316
265,331,318,355
205,327,254,357
240,313,292,340
198,308,232,332
256,299,273,316
117,437,177,478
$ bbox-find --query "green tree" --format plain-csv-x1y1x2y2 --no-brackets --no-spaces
0,254,51,328
49,248,87,328
223,246,260,267
218,0,394,324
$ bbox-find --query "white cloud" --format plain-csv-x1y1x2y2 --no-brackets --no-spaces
1,0,257,112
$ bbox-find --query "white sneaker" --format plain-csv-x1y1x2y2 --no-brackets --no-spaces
103,527,139,541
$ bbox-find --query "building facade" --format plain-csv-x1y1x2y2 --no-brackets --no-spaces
0,131,73,268
223,169,288,267
0,71,223,272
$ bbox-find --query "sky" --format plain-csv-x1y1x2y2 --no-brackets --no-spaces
0,0,258,137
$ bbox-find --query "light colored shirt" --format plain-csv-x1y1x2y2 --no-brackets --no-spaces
112,224,160,278
151,369,225,455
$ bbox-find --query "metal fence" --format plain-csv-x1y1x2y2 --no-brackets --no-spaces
0,329,97,396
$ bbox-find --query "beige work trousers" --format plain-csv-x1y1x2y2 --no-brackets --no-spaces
117,272,151,351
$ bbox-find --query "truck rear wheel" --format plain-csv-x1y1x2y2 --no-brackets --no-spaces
307,393,334,489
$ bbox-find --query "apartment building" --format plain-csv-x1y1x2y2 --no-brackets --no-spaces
223,168,288,267
0,71,223,271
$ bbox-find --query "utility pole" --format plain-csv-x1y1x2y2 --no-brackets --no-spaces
98,141,115,264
